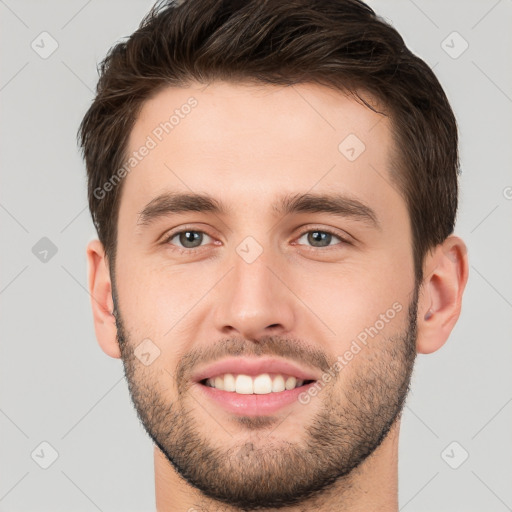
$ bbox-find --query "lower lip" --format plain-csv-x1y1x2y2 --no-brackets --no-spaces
195,381,317,416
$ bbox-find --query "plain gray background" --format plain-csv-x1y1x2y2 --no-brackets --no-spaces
1,0,511,510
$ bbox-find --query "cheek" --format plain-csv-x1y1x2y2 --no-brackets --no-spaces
291,254,412,344
115,254,216,342
116,266,187,396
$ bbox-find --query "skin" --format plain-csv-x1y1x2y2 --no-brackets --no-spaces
87,81,468,511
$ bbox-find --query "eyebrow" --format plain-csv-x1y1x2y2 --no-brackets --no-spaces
275,192,380,229
137,191,380,230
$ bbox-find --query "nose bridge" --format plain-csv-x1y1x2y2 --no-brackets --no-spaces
212,238,295,338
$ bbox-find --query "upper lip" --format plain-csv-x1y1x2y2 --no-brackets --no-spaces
192,357,320,382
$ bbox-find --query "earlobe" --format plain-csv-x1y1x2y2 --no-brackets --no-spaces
86,239,121,359
416,235,469,355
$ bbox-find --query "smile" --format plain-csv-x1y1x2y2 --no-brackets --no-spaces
201,373,315,394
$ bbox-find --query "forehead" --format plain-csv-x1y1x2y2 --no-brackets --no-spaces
120,80,402,226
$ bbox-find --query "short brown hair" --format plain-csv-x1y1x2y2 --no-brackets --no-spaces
78,0,460,284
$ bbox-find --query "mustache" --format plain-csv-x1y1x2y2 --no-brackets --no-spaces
175,335,333,385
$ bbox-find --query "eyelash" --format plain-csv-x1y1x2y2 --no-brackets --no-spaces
162,226,351,254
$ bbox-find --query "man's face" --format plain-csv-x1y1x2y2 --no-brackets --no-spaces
113,81,418,509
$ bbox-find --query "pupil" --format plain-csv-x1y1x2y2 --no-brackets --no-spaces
309,231,330,247
180,231,202,248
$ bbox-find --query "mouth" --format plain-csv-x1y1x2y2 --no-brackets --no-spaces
192,357,320,416
199,373,316,394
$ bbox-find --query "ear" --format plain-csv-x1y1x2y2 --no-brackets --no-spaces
416,235,469,354
86,239,121,359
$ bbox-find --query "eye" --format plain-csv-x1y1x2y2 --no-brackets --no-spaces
295,229,348,248
165,229,213,250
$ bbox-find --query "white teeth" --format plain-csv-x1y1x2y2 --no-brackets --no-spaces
205,373,310,394
223,373,236,392
235,374,253,394
214,376,224,390
253,374,272,394
285,376,297,390
271,375,285,393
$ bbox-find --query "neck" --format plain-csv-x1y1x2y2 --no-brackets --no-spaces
154,418,401,512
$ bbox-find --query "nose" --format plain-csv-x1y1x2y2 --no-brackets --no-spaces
212,248,296,341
